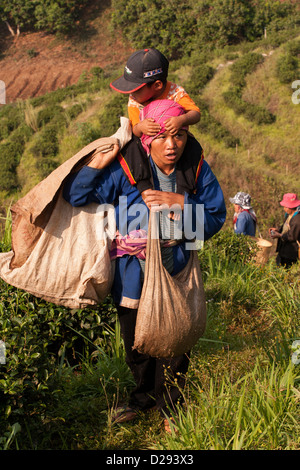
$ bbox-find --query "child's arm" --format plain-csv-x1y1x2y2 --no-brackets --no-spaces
164,110,200,135
133,118,161,138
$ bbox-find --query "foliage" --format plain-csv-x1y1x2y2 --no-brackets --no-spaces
230,52,264,88
111,0,299,58
0,264,118,422
111,0,196,59
0,141,23,191
222,53,276,125
198,229,258,275
276,54,299,84
195,99,240,148
0,0,90,34
185,65,215,95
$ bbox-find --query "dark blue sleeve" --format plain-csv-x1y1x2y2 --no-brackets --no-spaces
63,165,118,206
235,212,255,236
184,161,226,241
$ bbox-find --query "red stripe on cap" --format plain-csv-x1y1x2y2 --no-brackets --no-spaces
110,81,146,94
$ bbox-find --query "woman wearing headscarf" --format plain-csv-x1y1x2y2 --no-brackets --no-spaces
269,193,300,268
229,192,257,236
63,99,226,430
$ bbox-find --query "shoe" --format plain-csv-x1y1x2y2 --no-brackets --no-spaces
111,406,138,424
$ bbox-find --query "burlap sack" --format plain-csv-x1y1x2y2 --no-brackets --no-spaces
0,118,132,308
133,210,207,358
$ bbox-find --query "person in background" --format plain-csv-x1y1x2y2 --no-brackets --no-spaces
229,192,257,236
269,193,300,268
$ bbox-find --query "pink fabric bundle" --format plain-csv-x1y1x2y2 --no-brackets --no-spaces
110,229,148,260
140,99,188,154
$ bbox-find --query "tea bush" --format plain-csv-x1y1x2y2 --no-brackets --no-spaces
230,52,264,88
0,140,24,191
276,54,299,84
186,65,215,94
37,104,64,128
223,53,276,125
0,275,117,425
198,228,258,278
223,90,276,125
195,99,240,148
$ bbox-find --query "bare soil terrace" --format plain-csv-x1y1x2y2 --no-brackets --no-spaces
0,6,132,103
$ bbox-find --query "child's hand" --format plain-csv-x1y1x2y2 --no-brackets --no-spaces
138,118,161,136
163,116,183,135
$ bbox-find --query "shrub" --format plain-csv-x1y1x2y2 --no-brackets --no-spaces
186,65,215,94
31,124,59,158
0,141,24,191
198,228,258,277
276,54,299,84
0,104,24,140
37,104,64,128
97,94,127,138
196,99,240,148
0,277,117,424
223,86,276,125
65,103,84,120
285,39,300,57
230,52,264,88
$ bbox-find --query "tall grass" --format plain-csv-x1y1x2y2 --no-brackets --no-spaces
159,360,299,450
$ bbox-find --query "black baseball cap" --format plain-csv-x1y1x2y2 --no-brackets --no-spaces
110,48,169,94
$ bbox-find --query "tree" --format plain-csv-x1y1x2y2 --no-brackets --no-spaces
0,0,35,36
0,0,90,36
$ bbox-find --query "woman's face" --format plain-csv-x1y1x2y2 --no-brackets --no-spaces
283,206,295,215
150,129,187,174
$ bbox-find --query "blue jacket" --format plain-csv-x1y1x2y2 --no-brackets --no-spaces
63,155,226,306
235,211,256,236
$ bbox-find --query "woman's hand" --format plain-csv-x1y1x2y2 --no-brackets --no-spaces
88,144,119,170
269,228,281,239
142,189,184,210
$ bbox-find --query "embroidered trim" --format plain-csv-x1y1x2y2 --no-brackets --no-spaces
143,68,163,78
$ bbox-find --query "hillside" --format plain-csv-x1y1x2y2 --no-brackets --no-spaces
0,2,299,238
0,1,132,102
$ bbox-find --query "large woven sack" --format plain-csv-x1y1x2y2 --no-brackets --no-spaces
133,210,206,358
0,117,132,308
0,193,116,308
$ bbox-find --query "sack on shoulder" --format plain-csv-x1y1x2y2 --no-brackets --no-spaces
133,209,206,358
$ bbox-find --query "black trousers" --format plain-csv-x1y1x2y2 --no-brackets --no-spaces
116,305,190,417
276,254,297,269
